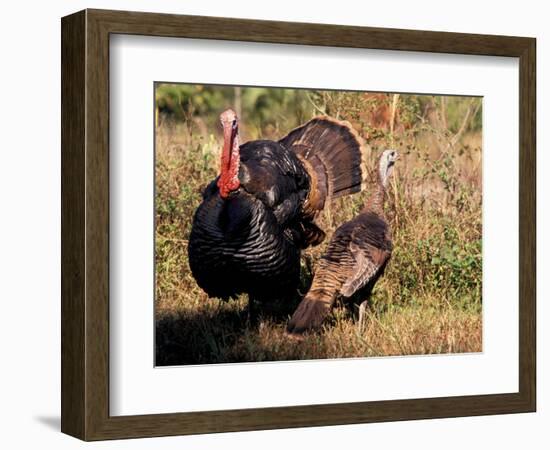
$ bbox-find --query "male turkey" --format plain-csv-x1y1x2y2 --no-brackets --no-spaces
188,108,368,309
286,149,398,334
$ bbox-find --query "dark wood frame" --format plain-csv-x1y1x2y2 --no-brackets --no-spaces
61,8,536,441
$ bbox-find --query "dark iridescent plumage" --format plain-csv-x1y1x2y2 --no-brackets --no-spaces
188,140,310,300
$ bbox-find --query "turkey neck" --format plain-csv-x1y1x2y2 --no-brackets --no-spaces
362,157,389,216
217,119,241,198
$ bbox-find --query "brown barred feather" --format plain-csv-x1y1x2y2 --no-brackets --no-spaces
287,150,396,334
280,116,370,209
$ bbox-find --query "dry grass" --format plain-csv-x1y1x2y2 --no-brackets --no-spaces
155,101,482,366
156,295,481,365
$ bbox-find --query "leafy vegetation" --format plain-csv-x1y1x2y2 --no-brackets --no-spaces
155,84,482,365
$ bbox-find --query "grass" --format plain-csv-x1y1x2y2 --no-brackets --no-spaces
155,94,483,366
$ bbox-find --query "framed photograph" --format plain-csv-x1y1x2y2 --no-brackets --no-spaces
61,9,536,441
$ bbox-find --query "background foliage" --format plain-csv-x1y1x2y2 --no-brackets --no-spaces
155,84,482,365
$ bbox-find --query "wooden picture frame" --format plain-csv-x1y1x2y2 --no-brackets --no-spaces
61,8,536,441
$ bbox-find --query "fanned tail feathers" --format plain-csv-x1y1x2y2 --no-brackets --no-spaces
279,116,369,210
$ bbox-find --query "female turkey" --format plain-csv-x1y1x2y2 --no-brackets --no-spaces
188,108,368,309
286,149,398,334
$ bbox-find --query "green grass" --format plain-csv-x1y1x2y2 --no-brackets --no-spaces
155,91,482,366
